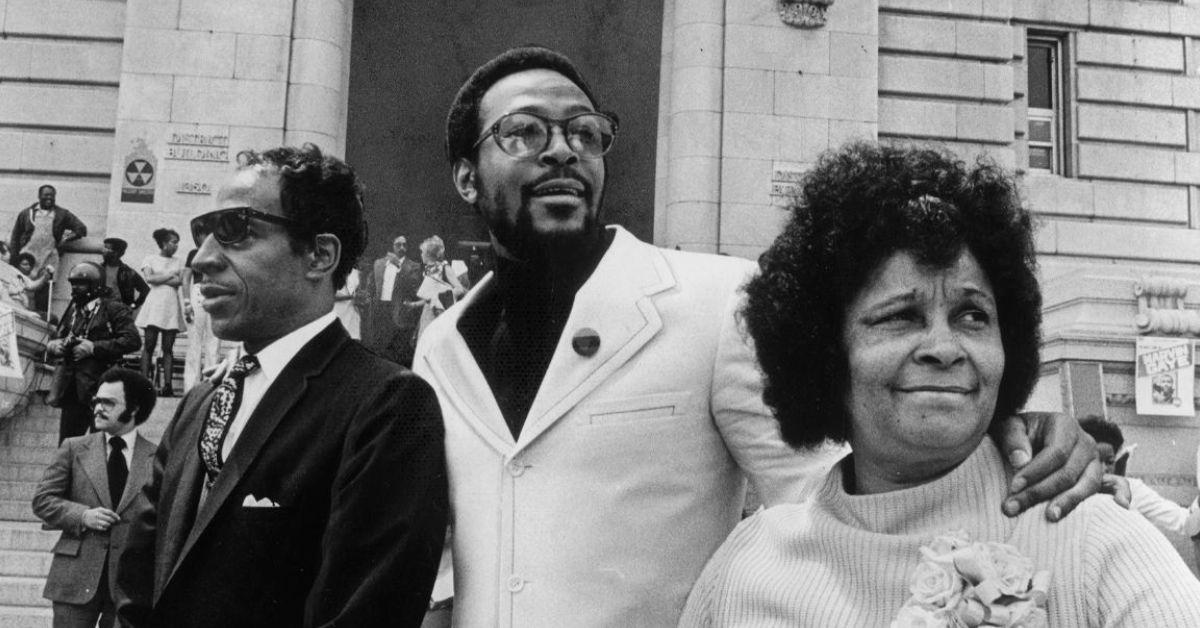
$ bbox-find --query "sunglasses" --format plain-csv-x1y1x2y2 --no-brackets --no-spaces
190,207,297,247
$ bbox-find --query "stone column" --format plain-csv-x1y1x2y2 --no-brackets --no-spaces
656,0,726,252
285,0,354,155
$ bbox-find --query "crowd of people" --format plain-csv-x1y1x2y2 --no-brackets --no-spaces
21,44,1200,628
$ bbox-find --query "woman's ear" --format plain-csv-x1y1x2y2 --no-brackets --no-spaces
452,158,478,204
309,233,342,281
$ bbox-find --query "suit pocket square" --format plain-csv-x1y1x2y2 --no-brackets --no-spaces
241,494,281,508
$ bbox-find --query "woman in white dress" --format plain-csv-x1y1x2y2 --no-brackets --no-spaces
135,228,185,396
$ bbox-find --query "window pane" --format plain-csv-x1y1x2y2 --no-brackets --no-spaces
1028,43,1053,110
1029,119,1053,142
1029,146,1053,170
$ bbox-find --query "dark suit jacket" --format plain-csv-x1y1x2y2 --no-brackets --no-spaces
31,431,155,605
52,297,142,405
116,320,448,628
366,256,422,323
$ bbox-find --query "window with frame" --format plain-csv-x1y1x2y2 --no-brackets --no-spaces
1026,36,1067,174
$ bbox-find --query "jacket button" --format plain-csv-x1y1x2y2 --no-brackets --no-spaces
506,575,524,592
506,460,525,477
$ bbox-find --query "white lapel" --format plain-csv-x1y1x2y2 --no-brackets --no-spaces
515,226,675,450
417,271,517,454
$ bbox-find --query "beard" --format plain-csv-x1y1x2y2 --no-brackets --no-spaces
479,173,604,265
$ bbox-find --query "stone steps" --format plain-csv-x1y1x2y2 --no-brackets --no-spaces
0,501,37,523
0,394,177,627
0,606,51,628
0,463,48,484
0,550,52,577
0,521,57,625
0,576,48,607
0,522,56,553
0,482,36,502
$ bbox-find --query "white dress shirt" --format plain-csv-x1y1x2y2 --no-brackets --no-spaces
380,259,400,302
1128,477,1192,536
220,312,337,461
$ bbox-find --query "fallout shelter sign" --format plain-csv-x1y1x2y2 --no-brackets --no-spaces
121,138,157,204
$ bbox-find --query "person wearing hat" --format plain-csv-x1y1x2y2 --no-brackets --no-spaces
46,262,141,443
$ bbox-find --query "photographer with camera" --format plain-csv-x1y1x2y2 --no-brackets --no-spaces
47,261,141,443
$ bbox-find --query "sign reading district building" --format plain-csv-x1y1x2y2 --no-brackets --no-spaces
1135,336,1195,416
166,130,230,163
770,166,804,200
121,138,157,204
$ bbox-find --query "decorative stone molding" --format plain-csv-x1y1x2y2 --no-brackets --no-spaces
1133,276,1200,336
778,0,833,28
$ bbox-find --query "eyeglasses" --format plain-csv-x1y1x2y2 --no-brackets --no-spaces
91,398,117,411
472,111,619,159
190,207,297,247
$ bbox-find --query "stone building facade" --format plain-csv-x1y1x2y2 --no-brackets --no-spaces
0,0,1197,540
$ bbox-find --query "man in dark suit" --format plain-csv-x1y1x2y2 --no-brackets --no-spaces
361,234,423,365
116,144,448,627
32,367,157,628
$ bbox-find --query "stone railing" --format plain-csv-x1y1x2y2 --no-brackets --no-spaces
0,307,53,429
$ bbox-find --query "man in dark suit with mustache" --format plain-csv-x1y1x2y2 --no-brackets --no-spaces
362,234,424,366
116,144,448,627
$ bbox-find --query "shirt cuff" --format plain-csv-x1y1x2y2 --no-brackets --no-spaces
1186,498,1200,538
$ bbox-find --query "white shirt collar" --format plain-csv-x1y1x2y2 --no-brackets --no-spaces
109,428,137,450
250,311,338,382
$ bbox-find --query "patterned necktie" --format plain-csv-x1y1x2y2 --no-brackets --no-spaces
107,437,127,507
199,355,260,489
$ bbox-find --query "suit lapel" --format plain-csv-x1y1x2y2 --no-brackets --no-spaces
418,272,516,454
157,386,214,598
117,434,155,513
516,227,675,450
172,322,347,578
77,432,112,509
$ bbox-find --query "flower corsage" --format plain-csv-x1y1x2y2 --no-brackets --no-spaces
891,531,1051,628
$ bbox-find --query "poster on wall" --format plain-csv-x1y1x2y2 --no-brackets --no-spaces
1135,336,1194,416
0,303,22,379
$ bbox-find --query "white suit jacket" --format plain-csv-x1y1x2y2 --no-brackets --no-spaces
414,226,842,627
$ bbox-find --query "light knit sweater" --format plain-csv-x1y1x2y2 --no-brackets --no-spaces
680,439,1200,627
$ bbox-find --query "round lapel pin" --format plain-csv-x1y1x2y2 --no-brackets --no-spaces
572,327,600,357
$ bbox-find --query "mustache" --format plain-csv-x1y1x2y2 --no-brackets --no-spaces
522,169,592,195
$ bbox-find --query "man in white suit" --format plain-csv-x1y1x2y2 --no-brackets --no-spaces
416,46,1101,627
